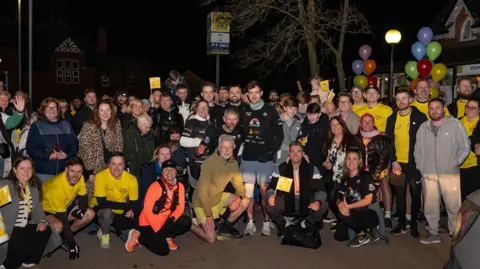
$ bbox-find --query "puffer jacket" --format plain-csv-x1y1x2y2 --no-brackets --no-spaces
150,106,184,147
366,135,391,184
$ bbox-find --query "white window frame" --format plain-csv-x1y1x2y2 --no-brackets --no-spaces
56,59,80,84
461,18,476,42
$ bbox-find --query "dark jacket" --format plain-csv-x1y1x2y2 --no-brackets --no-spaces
298,114,329,171
150,106,184,147
447,99,464,119
71,105,93,135
385,106,427,165
365,135,391,183
470,119,480,165
26,119,79,175
123,124,155,178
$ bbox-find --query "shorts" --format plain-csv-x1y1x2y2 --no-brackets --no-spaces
194,192,232,224
240,160,272,185
45,203,77,217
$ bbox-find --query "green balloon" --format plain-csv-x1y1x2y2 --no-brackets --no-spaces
426,41,442,61
405,61,419,79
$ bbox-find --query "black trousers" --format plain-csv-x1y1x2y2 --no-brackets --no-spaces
394,163,422,230
138,215,191,256
337,208,378,234
460,166,480,202
4,224,51,269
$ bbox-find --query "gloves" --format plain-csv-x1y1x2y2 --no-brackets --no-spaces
71,208,85,219
68,242,80,260
258,152,273,163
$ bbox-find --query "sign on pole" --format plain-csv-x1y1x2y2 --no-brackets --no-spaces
207,12,230,55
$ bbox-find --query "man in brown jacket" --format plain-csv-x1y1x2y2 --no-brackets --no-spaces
191,135,249,243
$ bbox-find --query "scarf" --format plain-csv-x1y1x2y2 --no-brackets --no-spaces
279,160,313,215
250,99,264,110
360,126,382,169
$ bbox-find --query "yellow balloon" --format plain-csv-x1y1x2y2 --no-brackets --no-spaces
431,63,447,83
354,75,368,89
430,85,439,98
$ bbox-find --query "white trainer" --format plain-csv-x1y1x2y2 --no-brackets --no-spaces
244,219,256,235
262,221,271,236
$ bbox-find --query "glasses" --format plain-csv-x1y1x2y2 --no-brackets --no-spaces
197,106,209,110
46,106,58,111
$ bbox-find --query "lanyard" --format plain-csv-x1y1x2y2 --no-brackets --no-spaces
21,185,31,213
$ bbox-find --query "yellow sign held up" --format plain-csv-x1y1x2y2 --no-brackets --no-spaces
320,80,330,92
0,185,11,207
327,91,336,103
296,81,303,92
276,176,293,193
149,77,161,90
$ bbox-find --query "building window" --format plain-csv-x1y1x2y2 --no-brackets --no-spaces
56,59,80,84
101,76,109,87
461,19,475,41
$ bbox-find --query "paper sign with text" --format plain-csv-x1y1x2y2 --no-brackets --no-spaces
320,80,330,92
149,77,161,90
276,176,293,193
0,185,12,207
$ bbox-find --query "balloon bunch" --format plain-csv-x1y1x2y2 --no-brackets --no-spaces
405,27,447,97
352,45,377,89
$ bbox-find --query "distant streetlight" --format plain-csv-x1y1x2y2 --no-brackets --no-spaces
385,29,401,99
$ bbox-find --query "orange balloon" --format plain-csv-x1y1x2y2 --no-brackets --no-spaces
410,78,418,90
364,60,376,75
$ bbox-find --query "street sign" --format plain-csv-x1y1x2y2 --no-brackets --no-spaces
207,12,230,55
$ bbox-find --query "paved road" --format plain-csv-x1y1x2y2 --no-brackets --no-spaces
37,220,450,269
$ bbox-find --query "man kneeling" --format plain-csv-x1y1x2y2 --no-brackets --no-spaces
126,160,191,255
265,141,328,237
42,157,95,259
191,134,250,243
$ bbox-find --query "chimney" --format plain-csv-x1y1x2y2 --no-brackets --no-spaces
97,26,107,53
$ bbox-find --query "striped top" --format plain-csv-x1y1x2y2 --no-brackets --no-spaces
15,186,32,228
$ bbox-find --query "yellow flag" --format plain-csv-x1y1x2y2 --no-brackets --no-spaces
149,77,161,90
327,91,335,103
296,81,303,92
320,80,330,92
276,176,293,193
0,185,12,207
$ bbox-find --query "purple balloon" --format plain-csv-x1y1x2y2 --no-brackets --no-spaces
352,60,364,75
358,45,372,61
417,27,433,46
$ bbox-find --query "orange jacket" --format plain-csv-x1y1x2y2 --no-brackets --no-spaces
138,179,185,233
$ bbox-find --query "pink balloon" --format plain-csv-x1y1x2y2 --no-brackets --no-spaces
359,45,372,61
427,79,440,89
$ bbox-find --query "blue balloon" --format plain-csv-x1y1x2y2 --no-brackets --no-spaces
411,42,426,61
352,59,364,75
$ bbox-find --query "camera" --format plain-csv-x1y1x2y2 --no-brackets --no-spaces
152,195,168,215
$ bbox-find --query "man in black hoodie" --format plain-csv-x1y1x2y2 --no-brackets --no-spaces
240,80,283,236
71,89,97,135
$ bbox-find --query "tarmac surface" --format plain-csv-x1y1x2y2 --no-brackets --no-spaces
38,219,450,269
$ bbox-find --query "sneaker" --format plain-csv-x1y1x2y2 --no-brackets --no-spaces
367,228,380,242
101,234,111,249
166,238,178,251
384,217,393,230
21,263,36,268
349,234,370,248
218,224,243,239
270,222,277,230
417,212,426,222
125,229,140,252
323,216,336,223
391,226,407,235
420,233,441,244
330,223,338,232
244,219,256,235
276,220,287,237
261,221,271,236
406,219,411,229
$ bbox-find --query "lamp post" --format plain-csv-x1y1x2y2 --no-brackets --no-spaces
385,29,401,99
18,0,22,91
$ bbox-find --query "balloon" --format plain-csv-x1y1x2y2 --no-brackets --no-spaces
352,60,364,75
363,60,376,75
427,79,440,89
430,85,439,98
411,42,426,61
410,78,418,90
405,61,419,79
431,63,447,82
354,75,368,89
417,59,433,78
359,45,372,61
417,27,433,46
367,76,377,86
426,41,442,61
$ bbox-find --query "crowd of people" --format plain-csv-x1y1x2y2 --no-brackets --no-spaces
0,70,479,268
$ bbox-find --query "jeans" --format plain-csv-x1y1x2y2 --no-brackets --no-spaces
97,208,137,240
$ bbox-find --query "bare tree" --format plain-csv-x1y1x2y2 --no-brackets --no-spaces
199,0,370,90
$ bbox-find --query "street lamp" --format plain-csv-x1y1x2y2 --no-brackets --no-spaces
385,29,401,99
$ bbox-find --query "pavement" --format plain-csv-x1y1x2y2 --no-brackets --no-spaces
37,219,451,269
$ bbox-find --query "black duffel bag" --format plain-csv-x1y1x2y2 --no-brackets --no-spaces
281,223,322,249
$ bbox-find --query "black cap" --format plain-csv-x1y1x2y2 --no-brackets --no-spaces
162,160,177,169
366,84,380,93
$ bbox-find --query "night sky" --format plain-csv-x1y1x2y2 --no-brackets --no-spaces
1,0,452,92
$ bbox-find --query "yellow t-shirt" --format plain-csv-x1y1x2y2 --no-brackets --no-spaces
356,103,393,132
460,116,479,169
456,99,467,119
352,103,367,117
394,111,411,163
42,172,87,214
411,99,451,119
89,168,139,214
